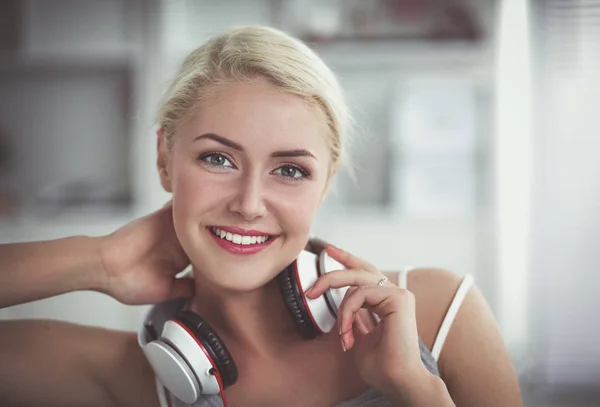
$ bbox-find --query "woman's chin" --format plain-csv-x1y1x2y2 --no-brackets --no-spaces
188,240,307,292
192,270,278,294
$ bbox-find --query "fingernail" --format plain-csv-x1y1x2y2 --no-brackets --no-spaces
339,327,350,336
341,338,347,352
303,285,313,297
357,322,369,336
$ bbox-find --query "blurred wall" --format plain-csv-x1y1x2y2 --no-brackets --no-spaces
0,0,500,332
527,0,600,389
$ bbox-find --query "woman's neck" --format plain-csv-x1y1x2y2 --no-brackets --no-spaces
189,271,300,358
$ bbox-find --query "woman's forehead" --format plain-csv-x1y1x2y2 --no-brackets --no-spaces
181,80,330,156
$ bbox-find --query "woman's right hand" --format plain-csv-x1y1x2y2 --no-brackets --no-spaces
98,202,193,305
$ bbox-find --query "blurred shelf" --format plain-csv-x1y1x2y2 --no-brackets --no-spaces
0,52,134,75
308,40,492,69
162,39,494,81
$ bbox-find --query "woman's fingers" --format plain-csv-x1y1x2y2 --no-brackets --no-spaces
338,286,415,350
303,263,390,338
325,245,377,273
353,309,376,336
332,286,377,339
304,269,388,299
302,245,392,342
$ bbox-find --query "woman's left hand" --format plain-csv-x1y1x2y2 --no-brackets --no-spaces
304,244,435,398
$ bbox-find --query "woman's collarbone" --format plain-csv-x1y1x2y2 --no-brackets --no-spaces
225,335,368,406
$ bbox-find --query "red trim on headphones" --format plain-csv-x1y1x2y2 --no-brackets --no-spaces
293,260,324,334
172,320,229,406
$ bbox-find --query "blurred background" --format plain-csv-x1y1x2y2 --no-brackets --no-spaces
0,0,598,405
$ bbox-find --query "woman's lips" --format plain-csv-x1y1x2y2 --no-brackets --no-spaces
207,227,278,255
213,225,272,237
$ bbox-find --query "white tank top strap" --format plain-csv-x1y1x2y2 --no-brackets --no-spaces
431,274,474,361
395,266,418,290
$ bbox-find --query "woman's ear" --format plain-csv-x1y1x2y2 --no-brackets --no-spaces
156,128,173,193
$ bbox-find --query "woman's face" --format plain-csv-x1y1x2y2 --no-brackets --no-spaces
159,77,334,291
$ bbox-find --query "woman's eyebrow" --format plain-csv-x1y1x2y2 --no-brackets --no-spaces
193,133,242,150
271,149,317,160
193,133,318,160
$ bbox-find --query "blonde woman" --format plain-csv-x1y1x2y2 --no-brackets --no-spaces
0,26,522,407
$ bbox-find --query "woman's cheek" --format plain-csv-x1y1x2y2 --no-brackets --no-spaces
172,165,215,201
275,189,321,230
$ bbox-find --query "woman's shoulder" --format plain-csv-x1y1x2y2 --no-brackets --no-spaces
382,268,522,405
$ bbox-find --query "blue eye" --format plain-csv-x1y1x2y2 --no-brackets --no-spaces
273,165,309,180
198,153,235,168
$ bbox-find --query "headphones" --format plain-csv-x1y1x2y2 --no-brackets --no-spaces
138,249,349,405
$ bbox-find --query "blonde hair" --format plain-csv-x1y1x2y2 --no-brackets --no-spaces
157,25,351,166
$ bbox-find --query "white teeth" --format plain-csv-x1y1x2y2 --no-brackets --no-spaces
210,227,271,246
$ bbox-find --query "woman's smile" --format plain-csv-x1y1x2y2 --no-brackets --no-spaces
207,226,279,255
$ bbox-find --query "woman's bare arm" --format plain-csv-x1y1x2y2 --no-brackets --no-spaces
0,236,103,309
0,319,159,407
409,269,524,407
0,206,194,405
1,204,192,311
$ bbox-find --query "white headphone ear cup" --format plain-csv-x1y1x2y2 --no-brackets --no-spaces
157,320,222,398
277,250,349,337
143,340,201,404
175,312,238,389
276,259,321,339
295,250,340,334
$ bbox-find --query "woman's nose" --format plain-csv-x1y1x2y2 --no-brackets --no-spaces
228,176,268,221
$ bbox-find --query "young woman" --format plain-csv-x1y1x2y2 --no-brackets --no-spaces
0,26,522,407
